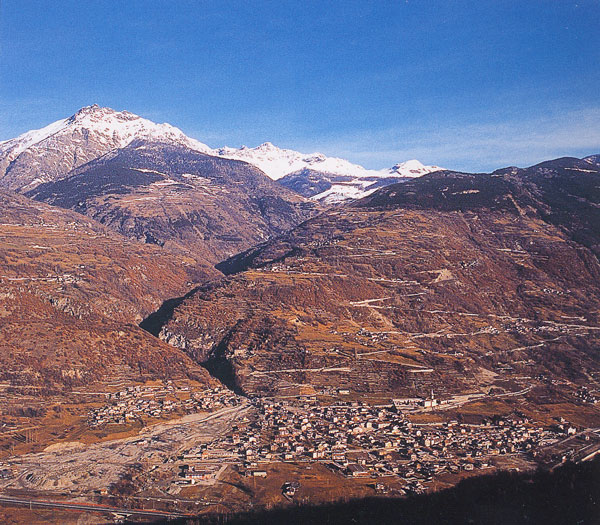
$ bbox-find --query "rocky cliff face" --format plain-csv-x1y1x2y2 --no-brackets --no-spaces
154,156,600,398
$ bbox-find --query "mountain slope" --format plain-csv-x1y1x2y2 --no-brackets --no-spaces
0,104,210,192
152,156,600,399
0,191,211,323
27,139,319,264
359,156,600,257
0,191,213,393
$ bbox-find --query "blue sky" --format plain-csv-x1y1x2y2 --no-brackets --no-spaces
1,0,598,171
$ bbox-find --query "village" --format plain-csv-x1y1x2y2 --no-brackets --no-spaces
174,394,585,495
87,383,241,427
1,385,598,517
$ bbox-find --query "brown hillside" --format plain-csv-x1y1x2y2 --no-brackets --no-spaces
156,158,600,399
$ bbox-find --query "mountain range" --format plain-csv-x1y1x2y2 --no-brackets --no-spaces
0,105,441,202
213,142,441,203
1,105,598,405
26,139,317,265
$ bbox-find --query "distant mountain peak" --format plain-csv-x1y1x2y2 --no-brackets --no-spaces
391,159,424,171
387,159,443,177
210,141,443,203
71,103,102,116
2,104,212,156
257,141,277,150
68,104,135,124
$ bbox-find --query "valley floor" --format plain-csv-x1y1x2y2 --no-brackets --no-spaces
1,381,599,523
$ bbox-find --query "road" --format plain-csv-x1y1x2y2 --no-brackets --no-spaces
541,427,600,470
0,495,190,518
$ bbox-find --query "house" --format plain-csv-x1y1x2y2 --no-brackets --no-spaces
347,463,369,477
188,470,214,481
348,451,370,465
282,481,300,497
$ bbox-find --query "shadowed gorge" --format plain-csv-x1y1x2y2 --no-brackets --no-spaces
140,288,201,338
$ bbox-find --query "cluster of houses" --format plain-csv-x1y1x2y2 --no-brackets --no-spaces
87,384,241,427
176,396,571,491
576,386,598,405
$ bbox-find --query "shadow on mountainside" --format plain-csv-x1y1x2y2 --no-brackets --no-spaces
140,287,243,394
139,287,200,337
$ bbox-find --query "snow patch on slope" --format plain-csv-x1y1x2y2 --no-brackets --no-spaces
0,118,70,158
312,184,375,203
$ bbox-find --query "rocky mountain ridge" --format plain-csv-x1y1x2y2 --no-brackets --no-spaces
0,105,211,192
215,143,442,203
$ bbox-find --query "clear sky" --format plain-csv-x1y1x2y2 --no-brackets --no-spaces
1,0,599,171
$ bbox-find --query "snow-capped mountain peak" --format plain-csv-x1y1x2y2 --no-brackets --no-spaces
212,142,442,203
0,105,211,192
386,159,443,178
0,116,70,157
66,104,211,152
256,141,276,150
213,142,384,181
0,105,211,160
212,142,440,182
0,106,442,201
